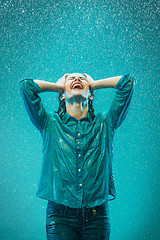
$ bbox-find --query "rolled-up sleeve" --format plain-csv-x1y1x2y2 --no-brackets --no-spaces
20,79,50,132
106,73,136,129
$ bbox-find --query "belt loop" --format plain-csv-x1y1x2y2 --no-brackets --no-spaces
76,208,79,216
82,207,85,222
64,205,68,213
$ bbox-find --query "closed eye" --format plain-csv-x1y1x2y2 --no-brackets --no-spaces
69,77,86,80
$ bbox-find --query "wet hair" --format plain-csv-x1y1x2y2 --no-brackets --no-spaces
54,90,95,120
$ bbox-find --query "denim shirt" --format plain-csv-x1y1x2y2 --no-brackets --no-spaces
20,73,136,208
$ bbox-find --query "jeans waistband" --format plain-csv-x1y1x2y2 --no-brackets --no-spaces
47,201,108,214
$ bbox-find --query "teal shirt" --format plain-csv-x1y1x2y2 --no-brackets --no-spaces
20,73,136,208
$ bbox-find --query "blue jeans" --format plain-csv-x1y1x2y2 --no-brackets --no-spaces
46,201,110,240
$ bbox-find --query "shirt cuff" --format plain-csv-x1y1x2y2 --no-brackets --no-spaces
20,78,42,94
116,73,131,90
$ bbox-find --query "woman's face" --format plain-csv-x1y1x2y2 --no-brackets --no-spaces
63,73,92,102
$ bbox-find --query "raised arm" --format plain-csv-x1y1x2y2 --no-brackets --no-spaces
20,74,68,131
20,79,51,132
91,73,136,129
91,75,123,90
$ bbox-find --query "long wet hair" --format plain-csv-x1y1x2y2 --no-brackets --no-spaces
54,73,95,120
54,92,95,120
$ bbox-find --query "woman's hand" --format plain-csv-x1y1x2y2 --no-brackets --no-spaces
84,73,96,92
55,74,69,93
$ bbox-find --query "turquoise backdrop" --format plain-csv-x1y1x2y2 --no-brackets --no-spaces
1,0,159,239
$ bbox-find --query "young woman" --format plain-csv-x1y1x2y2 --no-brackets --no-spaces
20,72,136,240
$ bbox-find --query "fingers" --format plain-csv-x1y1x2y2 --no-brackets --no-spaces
64,73,70,79
83,73,94,81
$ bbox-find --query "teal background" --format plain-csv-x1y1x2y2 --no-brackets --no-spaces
1,0,159,239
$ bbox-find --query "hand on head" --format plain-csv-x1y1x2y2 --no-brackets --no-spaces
56,73,95,94
56,73,69,93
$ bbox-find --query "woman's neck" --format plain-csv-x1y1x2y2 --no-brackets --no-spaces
65,101,89,120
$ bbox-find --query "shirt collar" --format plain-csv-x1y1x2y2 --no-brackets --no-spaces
62,111,93,123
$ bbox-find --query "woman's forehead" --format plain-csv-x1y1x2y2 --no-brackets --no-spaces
67,73,86,78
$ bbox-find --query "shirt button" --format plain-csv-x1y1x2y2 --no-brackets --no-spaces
77,141,80,144
78,154,81,157
78,168,81,172
78,133,80,136
79,183,82,187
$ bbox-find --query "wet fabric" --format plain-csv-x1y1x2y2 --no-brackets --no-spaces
20,73,136,208
46,201,110,240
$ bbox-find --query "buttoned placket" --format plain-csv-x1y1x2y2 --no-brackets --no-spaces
76,120,83,207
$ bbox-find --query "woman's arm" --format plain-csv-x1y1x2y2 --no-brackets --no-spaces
90,73,136,130
20,74,69,131
33,80,59,93
33,74,68,93
91,76,123,90
20,79,50,131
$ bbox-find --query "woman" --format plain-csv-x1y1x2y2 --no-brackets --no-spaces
20,72,136,240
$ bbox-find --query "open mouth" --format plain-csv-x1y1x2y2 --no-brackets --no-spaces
71,82,83,89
